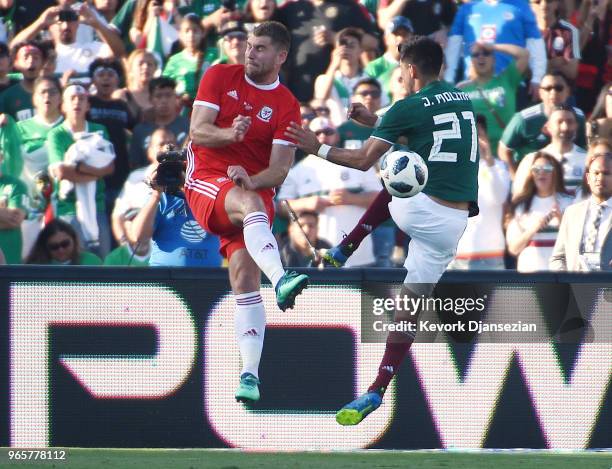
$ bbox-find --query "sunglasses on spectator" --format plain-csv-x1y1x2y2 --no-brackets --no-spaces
540,84,565,92
356,89,381,98
531,164,554,174
314,107,330,115
47,239,72,251
301,112,316,121
471,50,492,58
315,128,335,136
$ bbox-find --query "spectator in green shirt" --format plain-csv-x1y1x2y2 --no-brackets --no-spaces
163,13,208,114
364,16,413,105
457,42,529,159
0,149,27,264
25,218,102,265
0,41,44,122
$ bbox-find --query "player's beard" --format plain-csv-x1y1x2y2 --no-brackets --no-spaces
245,60,273,83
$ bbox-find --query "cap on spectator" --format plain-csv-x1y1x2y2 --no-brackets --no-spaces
220,20,247,37
0,42,8,58
63,84,88,99
386,16,414,35
309,117,336,133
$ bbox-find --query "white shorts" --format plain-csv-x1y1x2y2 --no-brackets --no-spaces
389,192,468,293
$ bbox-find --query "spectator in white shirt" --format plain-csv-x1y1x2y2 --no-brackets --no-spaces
514,104,587,196
10,4,125,76
278,117,380,267
449,115,511,270
506,151,573,272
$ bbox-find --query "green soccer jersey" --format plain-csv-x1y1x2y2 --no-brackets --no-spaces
500,103,587,163
163,50,209,99
104,244,150,266
338,120,374,149
365,53,398,102
0,82,34,122
0,114,23,178
0,174,28,264
372,80,479,204
17,115,64,190
47,121,110,217
458,61,522,155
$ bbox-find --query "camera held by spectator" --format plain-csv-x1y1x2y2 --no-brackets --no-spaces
152,145,186,195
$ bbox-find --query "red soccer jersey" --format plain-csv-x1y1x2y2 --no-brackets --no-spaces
189,64,300,182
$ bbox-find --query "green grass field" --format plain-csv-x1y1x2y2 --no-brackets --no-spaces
1,449,611,469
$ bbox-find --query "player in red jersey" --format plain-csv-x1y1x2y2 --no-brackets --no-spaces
185,21,309,404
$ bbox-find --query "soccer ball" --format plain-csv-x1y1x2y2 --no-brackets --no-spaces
380,150,428,198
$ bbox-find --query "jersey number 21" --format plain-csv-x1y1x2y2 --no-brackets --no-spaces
429,111,478,163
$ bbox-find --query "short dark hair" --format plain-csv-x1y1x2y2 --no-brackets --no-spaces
253,21,291,52
543,71,570,87
149,76,177,95
89,57,125,84
399,36,443,78
33,76,62,94
337,27,363,46
550,103,576,118
11,41,46,61
352,77,381,93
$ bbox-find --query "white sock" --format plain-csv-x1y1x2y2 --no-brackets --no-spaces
235,292,266,378
243,212,285,288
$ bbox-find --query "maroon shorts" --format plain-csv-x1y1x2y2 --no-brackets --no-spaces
185,176,274,260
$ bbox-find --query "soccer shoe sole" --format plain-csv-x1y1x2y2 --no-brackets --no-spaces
235,387,260,404
336,407,369,426
277,275,309,312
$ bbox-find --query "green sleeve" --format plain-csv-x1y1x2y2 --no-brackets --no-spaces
7,178,27,211
0,115,23,177
46,128,66,165
500,113,524,150
162,55,177,78
364,61,376,78
502,60,522,89
371,100,412,144
80,251,103,265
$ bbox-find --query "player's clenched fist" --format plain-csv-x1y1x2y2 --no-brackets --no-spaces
231,115,251,142
227,165,256,190
347,103,378,128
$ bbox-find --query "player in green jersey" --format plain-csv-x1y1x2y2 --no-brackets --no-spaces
286,36,479,426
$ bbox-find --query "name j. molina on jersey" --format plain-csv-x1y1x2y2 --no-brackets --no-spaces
421,91,471,107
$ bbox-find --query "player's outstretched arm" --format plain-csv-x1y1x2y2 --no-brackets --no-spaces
190,105,251,148
285,122,391,171
249,144,296,190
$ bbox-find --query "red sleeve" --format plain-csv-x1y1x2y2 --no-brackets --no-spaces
193,64,225,112
273,95,300,146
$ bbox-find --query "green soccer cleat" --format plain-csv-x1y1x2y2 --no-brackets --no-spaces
336,390,382,426
275,271,309,311
235,373,260,404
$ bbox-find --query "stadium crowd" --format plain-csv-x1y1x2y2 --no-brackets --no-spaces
0,0,609,271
